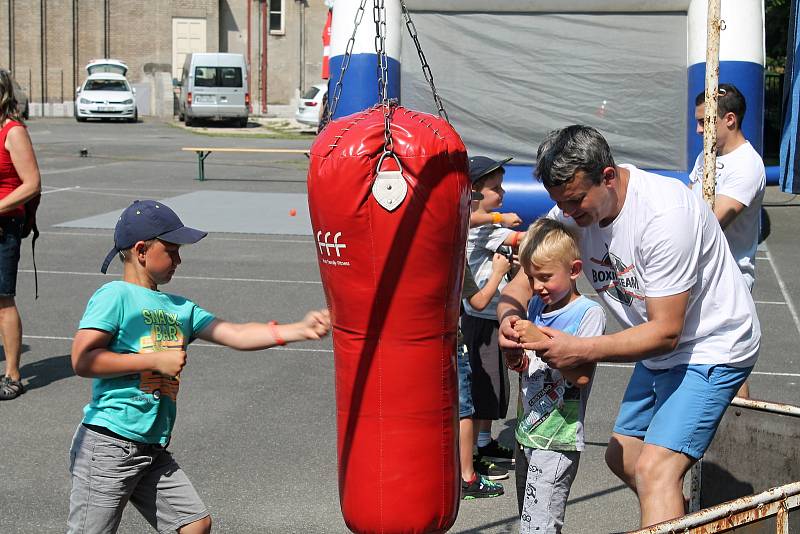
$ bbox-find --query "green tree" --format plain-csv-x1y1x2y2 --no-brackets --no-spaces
766,0,790,72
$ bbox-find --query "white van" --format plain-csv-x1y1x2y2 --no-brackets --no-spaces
178,53,249,127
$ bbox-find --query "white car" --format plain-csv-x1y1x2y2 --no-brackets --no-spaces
75,59,137,123
295,83,327,127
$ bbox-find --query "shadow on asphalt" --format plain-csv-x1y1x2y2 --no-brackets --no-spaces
18,353,73,391
459,514,520,533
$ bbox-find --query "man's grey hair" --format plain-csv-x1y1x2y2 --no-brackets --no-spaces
535,125,616,188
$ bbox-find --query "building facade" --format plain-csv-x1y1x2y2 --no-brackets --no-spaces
0,0,329,117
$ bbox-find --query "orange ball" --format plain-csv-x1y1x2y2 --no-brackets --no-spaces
289,208,297,217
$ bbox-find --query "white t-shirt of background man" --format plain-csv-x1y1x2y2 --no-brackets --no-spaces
463,224,512,320
689,141,766,290
549,165,760,370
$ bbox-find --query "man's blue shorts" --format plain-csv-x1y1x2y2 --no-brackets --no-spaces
457,344,474,419
613,362,752,459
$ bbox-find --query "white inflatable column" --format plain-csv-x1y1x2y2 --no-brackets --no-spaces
328,0,402,120
687,0,765,167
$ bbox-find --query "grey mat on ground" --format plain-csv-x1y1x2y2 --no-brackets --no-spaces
55,191,313,235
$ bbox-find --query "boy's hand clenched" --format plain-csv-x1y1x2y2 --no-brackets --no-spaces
152,349,187,378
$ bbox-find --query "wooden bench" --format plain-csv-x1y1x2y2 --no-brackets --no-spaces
181,147,310,181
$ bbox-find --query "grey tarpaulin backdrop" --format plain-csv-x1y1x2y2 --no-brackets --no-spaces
400,9,688,169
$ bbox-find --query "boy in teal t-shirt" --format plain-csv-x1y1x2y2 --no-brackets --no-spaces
505,218,605,534
67,200,331,534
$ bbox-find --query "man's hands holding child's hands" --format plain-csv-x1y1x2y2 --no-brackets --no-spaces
499,316,593,371
513,319,545,344
299,309,331,340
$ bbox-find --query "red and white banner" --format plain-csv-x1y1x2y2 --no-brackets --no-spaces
321,9,332,79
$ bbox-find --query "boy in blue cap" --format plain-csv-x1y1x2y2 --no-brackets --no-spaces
67,200,330,534
463,156,526,479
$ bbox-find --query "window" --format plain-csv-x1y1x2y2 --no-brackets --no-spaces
302,86,320,99
84,79,129,92
193,67,243,88
269,0,284,35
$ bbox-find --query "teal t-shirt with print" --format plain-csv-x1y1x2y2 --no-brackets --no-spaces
78,281,216,445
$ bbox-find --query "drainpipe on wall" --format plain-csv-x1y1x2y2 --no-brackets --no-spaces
73,0,78,102
40,0,45,112
104,0,110,58
246,0,252,113
8,0,14,73
261,0,268,114
299,1,305,94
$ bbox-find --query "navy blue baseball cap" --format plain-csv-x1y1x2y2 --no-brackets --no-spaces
100,200,207,273
468,156,513,184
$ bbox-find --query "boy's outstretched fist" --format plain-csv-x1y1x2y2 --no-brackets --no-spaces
299,309,331,340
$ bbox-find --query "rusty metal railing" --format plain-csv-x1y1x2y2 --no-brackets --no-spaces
629,398,800,533
729,396,800,417
629,481,800,534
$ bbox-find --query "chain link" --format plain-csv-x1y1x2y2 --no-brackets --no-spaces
327,0,368,123
373,0,394,155
328,0,444,157
398,0,449,122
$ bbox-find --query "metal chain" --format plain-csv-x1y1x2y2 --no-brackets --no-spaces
398,0,449,122
327,0,368,123
373,0,394,156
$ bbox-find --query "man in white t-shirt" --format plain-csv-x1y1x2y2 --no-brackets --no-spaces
497,125,760,528
688,84,765,399
689,83,766,291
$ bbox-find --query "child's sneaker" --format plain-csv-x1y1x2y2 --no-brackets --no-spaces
473,454,508,480
461,474,504,500
478,439,515,464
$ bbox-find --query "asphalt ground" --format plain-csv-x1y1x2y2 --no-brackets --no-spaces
1,118,799,533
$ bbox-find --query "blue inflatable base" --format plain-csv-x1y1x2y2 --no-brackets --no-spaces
500,164,779,228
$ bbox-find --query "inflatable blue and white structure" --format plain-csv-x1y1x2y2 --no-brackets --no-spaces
327,0,773,224
687,0,765,170
328,0,401,120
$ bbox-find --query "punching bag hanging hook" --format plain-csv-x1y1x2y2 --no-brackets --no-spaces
371,1,407,213
372,151,408,212
327,0,369,123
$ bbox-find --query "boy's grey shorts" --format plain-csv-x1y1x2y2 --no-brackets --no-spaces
67,424,209,534
519,447,581,534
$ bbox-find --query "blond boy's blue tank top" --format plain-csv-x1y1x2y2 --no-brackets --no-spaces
527,294,599,335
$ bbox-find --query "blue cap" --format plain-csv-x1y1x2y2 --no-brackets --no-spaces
468,156,513,184
100,200,207,273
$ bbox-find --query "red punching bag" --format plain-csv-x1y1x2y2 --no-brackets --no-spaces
308,104,468,533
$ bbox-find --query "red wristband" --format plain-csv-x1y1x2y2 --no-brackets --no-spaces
507,352,529,373
511,231,521,248
268,320,286,346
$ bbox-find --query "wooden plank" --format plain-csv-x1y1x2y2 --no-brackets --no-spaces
181,148,309,154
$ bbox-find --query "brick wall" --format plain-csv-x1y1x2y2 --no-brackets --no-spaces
0,0,326,117
0,0,218,117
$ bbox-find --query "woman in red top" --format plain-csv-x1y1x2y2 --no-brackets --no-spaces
0,69,42,400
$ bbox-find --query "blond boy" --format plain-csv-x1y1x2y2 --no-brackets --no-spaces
508,218,605,534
